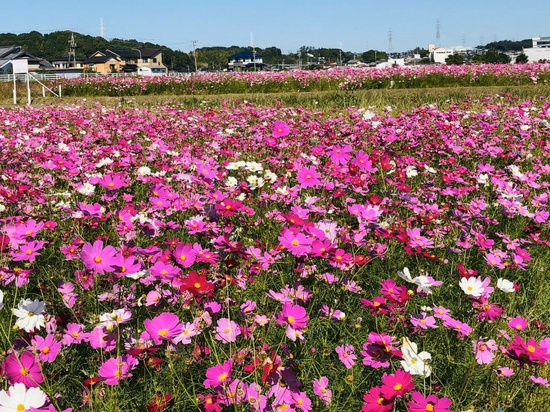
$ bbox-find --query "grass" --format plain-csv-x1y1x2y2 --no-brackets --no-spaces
2,83,550,111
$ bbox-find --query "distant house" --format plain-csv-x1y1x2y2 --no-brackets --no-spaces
227,51,265,71
49,55,87,75
523,36,550,62
0,45,53,73
85,48,168,74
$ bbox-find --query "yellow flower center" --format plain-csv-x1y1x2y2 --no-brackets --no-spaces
42,347,50,354
218,373,227,381
17,405,25,412
179,255,186,261
94,256,102,263
158,329,168,336
20,367,29,376
426,404,434,411
393,383,402,390
527,345,535,353
194,282,201,289
287,316,295,324
291,240,299,246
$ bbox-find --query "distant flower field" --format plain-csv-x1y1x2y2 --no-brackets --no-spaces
0,95,549,411
51,63,550,97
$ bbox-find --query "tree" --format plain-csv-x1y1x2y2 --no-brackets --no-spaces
445,54,464,65
515,53,529,64
361,49,387,63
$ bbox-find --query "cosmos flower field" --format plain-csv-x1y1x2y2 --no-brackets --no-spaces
52,63,550,97
0,92,549,411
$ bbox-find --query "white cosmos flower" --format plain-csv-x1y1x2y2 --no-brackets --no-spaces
397,267,414,283
459,277,484,297
0,290,3,310
12,299,45,332
400,337,432,377
77,182,95,196
0,382,47,412
497,278,515,293
405,165,418,178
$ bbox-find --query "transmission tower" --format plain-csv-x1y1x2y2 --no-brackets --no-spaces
68,32,77,67
435,19,441,48
388,29,393,55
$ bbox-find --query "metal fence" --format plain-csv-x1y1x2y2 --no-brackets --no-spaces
0,72,135,82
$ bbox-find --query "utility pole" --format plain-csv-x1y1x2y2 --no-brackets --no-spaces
192,40,198,73
339,41,343,66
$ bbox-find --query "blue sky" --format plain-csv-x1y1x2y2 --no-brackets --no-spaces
3,1,549,53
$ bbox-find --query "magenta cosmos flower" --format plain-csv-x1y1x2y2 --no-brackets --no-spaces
272,121,290,138
144,312,184,345
276,303,309,329
204,359,233,388
380,369,415,399
361,386,394,412
407,392,453,412
2,351,44,388
80,240,117,274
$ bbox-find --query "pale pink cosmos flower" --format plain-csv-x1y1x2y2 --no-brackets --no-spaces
214,318,241,343
98,355,138,385
473,338,497,364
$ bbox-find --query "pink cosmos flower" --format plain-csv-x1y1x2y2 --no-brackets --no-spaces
214,318,241,343
494,366,515,377
98,355,138,385
2,351,44,388
407,392,453,412
313,376,332,406
508,316,528,331
80,240,117,274
530,376,550,386
30,334,62,363
62,323,89,345
278,229,313,256
89,325,117,351
144,312,184,345
173,244,196,268
473,338,497,364
329,145,352,165
410,312,438,330
335,344,356,369
11,241,45,262
272,121,290,137
296,166,322,188
291,391,312,412
204,359,233,388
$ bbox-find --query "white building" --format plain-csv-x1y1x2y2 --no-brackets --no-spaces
431,47,454,64
523,36,550,62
